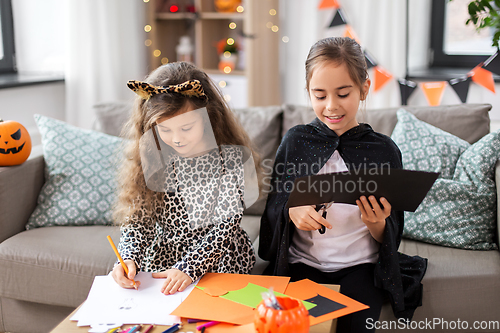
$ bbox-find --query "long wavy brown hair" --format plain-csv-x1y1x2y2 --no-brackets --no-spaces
113,62,260,225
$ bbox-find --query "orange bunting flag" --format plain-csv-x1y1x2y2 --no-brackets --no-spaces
373,66,393,92
470,65,496,93
318,0,340,10
343,25,361,45
420,81,447,106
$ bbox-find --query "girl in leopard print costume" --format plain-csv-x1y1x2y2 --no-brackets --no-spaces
112,62,258,294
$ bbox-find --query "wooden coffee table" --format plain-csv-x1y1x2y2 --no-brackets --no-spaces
51,285,339,333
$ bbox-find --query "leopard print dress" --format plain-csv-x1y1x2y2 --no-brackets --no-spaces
118,146,256,282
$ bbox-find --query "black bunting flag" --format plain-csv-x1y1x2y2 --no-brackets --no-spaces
483,50,500,76
329,8,347,27
364,50,377,69
398,78,417,105
448,75,472,103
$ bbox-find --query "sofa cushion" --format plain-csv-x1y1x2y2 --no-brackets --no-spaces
233,106,283,216
26,115,123,229
281,104,491,145
391,109,470,179
363,103,491,144
93,101,132,137
0,226,119,307
403,130,500,250
378,239,500,326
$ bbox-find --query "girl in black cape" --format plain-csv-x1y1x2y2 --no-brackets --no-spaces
259,37,427,333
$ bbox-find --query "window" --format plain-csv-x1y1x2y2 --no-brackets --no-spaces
0,0,15,73
430,0,496,68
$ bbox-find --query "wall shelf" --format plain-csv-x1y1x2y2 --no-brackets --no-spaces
146,0,281,107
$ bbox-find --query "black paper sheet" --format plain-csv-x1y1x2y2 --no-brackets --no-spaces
286,168,439,212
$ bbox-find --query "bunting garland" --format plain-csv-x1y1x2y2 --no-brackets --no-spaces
420,82,447,106
318,0,340,10
448,76,472,103
373,66,393,92
470,65,496,93
364,50,377,69
343,25,361,44
319,1,498,106
329,8,347,27
484,51,500,76
398,79,417,105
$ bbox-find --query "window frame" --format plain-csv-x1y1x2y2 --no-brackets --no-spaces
430,0,490,68
0,0,16,74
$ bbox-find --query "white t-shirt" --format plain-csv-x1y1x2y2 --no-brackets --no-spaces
288,150,380,272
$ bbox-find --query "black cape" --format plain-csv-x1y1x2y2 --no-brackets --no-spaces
259,118,427,320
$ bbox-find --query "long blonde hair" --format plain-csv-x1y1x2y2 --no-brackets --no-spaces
113,62,259,225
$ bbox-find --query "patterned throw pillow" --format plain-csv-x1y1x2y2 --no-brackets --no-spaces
26,115,123,229
391,109,470,179
402,130,500,250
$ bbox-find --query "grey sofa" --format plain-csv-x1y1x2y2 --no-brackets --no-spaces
0,103,499,333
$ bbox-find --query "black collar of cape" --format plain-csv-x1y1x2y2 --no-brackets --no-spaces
277,118,401,182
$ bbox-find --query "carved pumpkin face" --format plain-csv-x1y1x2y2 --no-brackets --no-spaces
0,119,32,166
214,0,241,13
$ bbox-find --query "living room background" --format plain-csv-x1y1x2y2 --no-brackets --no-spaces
2,0,499,147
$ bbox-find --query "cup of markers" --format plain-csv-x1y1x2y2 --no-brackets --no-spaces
254,290,309,333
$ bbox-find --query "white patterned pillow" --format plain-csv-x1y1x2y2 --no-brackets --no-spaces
402,130,500,250
26,115,123,229
391,109,470,179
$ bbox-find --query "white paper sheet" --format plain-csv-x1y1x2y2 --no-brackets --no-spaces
71,273,196,326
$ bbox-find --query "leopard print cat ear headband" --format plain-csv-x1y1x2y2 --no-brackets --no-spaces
127,79,207,100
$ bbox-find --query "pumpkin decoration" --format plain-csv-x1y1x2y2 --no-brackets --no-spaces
0,118,32,166
214,0,241,13
254,297,310,333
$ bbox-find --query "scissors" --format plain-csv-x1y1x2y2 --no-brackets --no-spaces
314,202,333,234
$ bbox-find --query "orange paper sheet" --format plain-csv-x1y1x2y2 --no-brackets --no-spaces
285,279,369,326
171,273,290,325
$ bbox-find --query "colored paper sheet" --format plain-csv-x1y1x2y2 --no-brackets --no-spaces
373,66,393,92
329,8,347,27
305,294,346,317
285,279,369,326
398,78,417,105
171,273,290,325
471,65,496,93
216,283,316,310
449,76,472,103
420,81,447,106
318,0,340,10
484,50,500,76
343,25,361,44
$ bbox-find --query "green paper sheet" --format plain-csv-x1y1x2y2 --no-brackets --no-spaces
203,283,316,310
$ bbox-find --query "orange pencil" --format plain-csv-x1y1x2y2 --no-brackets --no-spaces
107,235,138,290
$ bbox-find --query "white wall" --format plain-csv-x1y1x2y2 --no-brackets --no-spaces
6,0,66,146
0,83,65,146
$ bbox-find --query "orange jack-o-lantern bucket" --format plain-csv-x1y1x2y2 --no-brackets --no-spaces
0,118,32,166
254,297,309,333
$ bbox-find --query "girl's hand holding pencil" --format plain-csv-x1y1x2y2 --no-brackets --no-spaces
108,235,140,290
